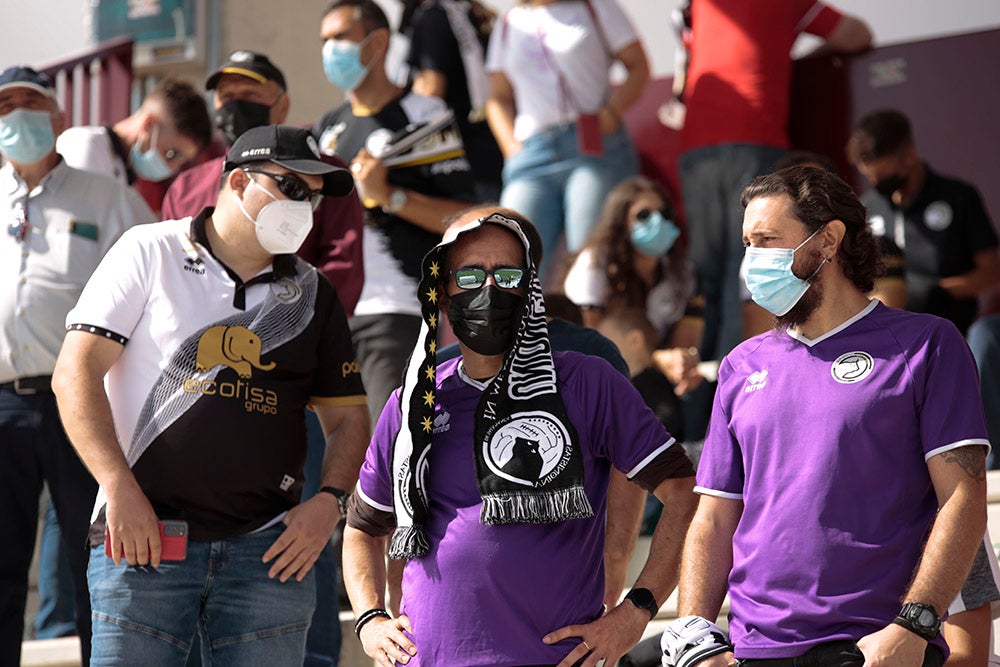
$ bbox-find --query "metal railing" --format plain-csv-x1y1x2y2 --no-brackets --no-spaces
36,36,134,127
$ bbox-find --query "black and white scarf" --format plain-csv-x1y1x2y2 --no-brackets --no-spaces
388,212,593,560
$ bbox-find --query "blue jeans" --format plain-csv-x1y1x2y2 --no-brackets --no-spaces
679,143,786,360
34,498,79,639
0,387,96,666
500,122,639,280
88,524,316,666
302,408,343,667
968,315,1000,468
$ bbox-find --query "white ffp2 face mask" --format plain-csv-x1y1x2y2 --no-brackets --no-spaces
236,178,314,255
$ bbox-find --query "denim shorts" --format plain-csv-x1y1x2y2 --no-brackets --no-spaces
88,523,316,666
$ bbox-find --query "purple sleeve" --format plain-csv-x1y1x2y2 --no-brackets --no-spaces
576,357,683,477
356,388,404,510
916,320,991,459
694,358,745,497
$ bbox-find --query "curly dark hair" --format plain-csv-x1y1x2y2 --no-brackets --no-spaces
562,176,685,313
741,165,884,293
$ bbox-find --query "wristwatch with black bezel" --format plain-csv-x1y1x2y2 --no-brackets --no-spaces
893,602,941,641
624,587,659,620
318,485,351,518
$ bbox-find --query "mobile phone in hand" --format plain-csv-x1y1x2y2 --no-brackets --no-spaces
576,113,604,156
105,520,189,562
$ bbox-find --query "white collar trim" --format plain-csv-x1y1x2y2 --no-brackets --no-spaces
786,300,879,347
457,360,494,389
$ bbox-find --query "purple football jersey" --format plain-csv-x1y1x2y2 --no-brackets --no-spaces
357,351,680,665
697,301,989,658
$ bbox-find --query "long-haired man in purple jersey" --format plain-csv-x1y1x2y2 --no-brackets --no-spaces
662,165,989,667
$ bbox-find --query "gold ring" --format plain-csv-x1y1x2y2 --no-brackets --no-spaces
582,640,592,651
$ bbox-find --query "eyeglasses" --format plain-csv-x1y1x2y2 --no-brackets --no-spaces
451,266,525,290
634,207,670,222
243,168,324,210
7,199,28,242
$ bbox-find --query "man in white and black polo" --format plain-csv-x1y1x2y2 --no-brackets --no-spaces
53,125,370,665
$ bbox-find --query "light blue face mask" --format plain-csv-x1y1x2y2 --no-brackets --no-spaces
322,37,372,92
129,124,173,182
743,227,826,316
630,211,681,257
0,108,55,165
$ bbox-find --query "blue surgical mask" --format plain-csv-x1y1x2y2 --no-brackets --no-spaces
129,124,173,182
322,38,372,92
0,108,56,165
630,211,680,257
743,227,825,316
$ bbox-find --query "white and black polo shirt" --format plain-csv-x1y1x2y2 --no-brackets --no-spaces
67,208,366,542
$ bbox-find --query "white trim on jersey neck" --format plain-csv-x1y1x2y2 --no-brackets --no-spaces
786,299,879,347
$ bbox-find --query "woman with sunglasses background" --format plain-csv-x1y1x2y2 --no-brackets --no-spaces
562,176,701,351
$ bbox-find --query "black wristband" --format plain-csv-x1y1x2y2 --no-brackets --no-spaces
354,608,390,638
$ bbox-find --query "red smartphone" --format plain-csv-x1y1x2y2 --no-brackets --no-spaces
576,113,604,156
105,520,189,562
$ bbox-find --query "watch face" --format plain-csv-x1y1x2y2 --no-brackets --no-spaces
917,609,936,627
629,588,655,608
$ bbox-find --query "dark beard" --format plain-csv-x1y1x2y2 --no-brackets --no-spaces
775,250,826,331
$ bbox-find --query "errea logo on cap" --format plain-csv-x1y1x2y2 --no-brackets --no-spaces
241,147,271,158
231,51,253,62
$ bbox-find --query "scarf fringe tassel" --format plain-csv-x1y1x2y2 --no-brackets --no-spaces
480,485,594,525
389,525,430,560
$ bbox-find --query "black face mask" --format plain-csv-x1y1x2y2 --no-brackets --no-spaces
214,99,272,147
446,285,524,356
874,173,907,199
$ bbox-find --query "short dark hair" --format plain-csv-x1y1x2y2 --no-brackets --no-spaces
846,109,913,164
741,165,884,293
147,77,213,150
601,307,658,352
322,0,390,33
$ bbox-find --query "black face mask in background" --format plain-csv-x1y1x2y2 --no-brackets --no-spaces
447,285,524,356
214,99,272,147
874,173,907,199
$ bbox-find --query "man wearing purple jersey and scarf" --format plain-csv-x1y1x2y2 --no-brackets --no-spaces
662,165,989,667
343,206,696,667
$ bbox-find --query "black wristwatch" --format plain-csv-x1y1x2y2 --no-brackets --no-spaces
318,486,351,517
893,602,941,641
624,587,659,620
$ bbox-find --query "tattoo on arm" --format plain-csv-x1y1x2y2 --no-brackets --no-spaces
940,446,987,483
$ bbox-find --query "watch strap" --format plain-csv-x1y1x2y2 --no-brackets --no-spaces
318,485,351,517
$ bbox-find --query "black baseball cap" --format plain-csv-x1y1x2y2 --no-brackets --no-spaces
0,66,56,98
225,125,354,197
205,51,287,91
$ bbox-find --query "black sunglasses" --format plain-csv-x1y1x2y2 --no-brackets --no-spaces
243,168,324,210
451,266,525,290
634,207,670,222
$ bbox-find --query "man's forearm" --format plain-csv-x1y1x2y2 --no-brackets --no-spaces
905,465,987,612
677,496,741,621
343,525,390,613
604,470,646,606
317,404,371,492
631,476,696,606
392,190,471,235
52,336,132,490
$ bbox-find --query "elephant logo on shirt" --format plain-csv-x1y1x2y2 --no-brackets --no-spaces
195,325,276,378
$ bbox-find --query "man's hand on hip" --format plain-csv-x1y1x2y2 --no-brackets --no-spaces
857,622,928,666
105,479,161,568
360,614,416,666
543,598,649,667
263,491,339,582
